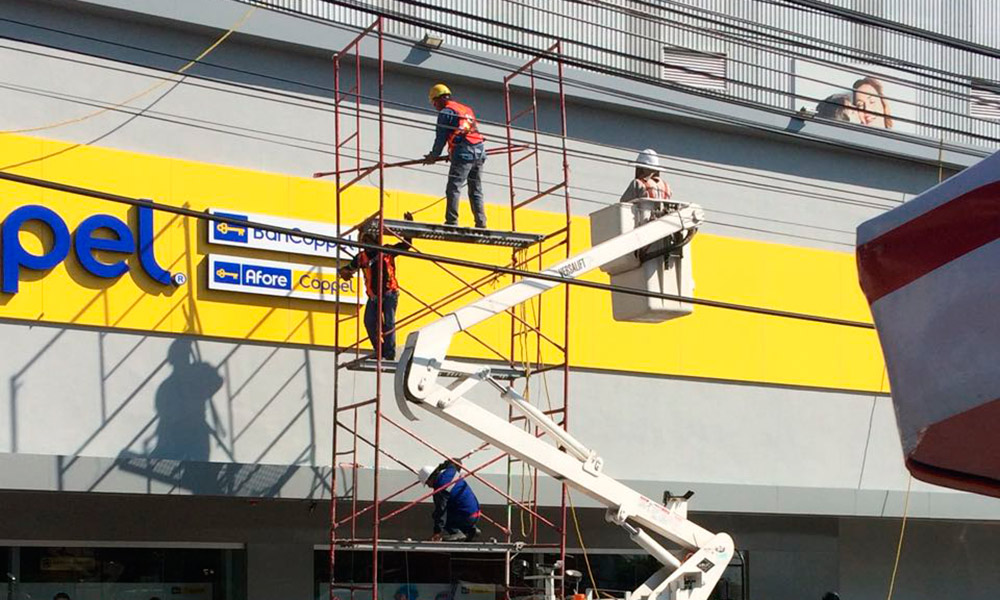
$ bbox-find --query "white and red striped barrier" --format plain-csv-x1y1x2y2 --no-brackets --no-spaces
857,151,1000,498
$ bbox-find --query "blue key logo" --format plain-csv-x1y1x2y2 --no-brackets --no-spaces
212,212,249,243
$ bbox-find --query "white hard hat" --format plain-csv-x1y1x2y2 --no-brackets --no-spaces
632,148,664,171
417,465,435,484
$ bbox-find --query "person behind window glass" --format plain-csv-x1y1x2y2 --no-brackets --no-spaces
816,93,859,123
853,77,894,129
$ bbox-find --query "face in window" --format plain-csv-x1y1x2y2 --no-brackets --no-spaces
854,83,886,127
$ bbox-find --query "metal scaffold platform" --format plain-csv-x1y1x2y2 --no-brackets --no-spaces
334,539,528,553
342,356,527,380
376,218,546,248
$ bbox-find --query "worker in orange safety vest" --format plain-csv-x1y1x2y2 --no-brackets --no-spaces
423,83,489,228
620,148,673,203
338,225,412,361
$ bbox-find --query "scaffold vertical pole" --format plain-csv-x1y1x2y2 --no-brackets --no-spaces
327,17,384,600
329,48,341,600
503,40,572,590
556,40,571,598
371,16,385,600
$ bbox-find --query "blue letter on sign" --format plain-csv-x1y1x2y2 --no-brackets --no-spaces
74,214,135,279
137,205,172,286
2,205,71,294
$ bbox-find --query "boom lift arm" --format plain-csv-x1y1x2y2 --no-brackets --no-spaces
394,203,734,600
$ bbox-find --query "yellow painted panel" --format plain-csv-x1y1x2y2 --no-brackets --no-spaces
0,134,886,392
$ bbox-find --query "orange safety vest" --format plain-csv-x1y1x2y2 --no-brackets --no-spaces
636,176,672,200
358,250,399,298
443,99,485,155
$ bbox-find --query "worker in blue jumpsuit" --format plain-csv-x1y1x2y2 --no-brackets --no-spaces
418,460,481,541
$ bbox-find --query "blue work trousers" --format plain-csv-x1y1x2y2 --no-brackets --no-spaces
445,156,487,228
364,291,399,360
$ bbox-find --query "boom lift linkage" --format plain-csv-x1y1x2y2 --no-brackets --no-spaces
393,201,734,600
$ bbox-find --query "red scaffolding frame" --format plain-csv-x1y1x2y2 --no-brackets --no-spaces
327,25,575,600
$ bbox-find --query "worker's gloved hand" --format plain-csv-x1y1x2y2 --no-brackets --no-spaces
430,532,443,542
403,211,415,221
422,152,438,165
338,267,353,281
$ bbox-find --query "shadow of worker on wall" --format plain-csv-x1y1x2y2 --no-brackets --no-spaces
150,338,225,462
116,337,227,494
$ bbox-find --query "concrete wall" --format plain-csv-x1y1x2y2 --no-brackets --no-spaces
3,319,1000,521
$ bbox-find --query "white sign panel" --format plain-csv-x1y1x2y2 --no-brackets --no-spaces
208,254,362,304
208,208,358,259
793,60,917,134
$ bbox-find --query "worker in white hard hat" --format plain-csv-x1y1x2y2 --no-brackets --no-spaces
423,83,489,228
619,148,673,203
418,460,481,541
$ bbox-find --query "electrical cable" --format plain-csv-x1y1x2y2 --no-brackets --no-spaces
4,0,976,179
319,0,1000,144
774,0,1000,61
0,26,914,211
0,5,256,135
885,473,912,600
611,0,997,94
353,0,1000,145
264,0,999,152
509,0,991,130
0,78,860,249
0,168,876,331
0,54,899,243
567,490,604,600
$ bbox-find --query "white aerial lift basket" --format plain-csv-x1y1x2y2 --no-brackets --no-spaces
589,200,696,322
856,149,1000,498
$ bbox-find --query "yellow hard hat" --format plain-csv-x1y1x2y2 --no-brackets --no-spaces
428,83,452,101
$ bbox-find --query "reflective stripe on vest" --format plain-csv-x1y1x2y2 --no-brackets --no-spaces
358,250,398,297
443,100,484,154
637,176,671,199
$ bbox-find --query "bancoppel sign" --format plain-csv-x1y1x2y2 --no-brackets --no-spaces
208,209,357,259
207,255,361,304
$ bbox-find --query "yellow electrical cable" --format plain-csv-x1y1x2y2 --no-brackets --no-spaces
567,490,604,599
0,5,257,136
885,473,912,600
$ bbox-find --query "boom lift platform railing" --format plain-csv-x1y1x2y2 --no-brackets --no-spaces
394,201,736,600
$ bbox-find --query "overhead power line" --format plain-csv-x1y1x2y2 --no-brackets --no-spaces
0,169,875,331
775,0,1000,61
283,0,998,153
0,23,911,214
571,0,997,124
362,0,1000,144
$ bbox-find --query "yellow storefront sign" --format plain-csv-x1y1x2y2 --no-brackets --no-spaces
0,134,886,392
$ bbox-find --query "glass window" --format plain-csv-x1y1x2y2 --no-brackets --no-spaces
2,546,245,600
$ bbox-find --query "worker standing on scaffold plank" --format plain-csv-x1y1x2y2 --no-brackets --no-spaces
423,83,489,229
619,148,673,203
338,224,412,361
419,460,481,542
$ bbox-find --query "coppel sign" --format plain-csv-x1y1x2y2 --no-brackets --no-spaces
1,204,185,294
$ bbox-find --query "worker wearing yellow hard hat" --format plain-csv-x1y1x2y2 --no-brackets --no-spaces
423,83,488,228
428,83,451,102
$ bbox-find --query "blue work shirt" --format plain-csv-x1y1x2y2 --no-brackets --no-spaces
430,463,481,533
430,107,487,163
